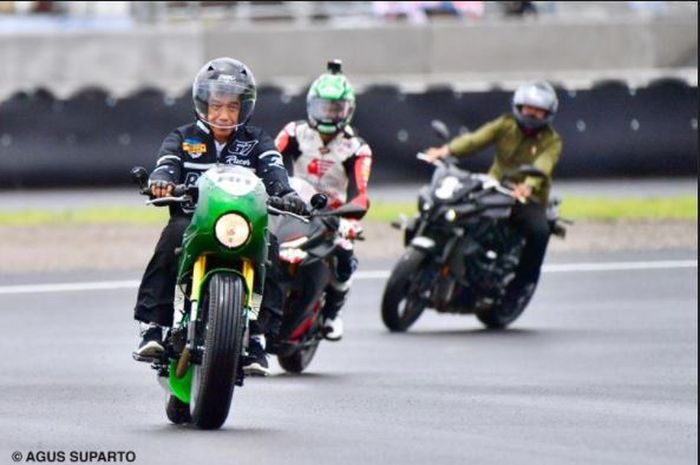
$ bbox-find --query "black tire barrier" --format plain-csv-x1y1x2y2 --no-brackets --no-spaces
0,80,696,188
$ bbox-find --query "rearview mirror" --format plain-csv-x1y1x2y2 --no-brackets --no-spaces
310,193,328,210
131,166,149,189
431,119,451,141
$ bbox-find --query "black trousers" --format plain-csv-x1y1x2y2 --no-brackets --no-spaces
509,202,551,288
134,216,283,329
333,246,358,283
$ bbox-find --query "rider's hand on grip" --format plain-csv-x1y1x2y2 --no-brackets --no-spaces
150,180,175,198
281,192,310,216
267,196,285,211
511,183,532,202
424,145,449,163
338,218,362,241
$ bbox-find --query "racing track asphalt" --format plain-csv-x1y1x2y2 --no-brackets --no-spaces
0,249,696,465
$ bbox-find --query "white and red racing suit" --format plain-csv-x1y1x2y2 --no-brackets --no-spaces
275,120,373,319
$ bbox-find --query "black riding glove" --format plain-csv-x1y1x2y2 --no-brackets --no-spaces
281,192,310,216
148,179,175,198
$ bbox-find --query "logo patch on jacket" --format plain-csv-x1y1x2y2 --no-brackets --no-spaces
307,158,335,176
182,138,207,158
227,140,258,158
224,154,252,167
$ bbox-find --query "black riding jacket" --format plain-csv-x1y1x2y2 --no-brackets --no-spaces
149,120,294,216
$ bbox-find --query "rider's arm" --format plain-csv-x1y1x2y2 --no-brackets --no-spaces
523,135,562,194
255,129,295,197
447,115,504,158
274,121,302,176
341,143,372,220
150,130,184,184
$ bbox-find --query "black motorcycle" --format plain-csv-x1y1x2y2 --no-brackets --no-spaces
267,178,364,373
381,122,569,331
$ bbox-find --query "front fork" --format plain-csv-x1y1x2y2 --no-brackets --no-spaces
177,255,255,374
184,255,208,352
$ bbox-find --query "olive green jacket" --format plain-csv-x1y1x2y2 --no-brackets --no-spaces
447,114,562,205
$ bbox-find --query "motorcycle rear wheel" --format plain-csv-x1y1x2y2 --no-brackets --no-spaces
477,282,537,329
277,340,320,374
381,248,428,332
189,273,246,429
165,395,191,425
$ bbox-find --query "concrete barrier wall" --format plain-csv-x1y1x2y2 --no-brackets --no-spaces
0,16,696,100
0,80,696,188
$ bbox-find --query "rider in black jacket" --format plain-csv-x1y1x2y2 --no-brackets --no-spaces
133,57,308,376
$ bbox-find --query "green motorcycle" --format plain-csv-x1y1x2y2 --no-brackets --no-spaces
132,164,292,430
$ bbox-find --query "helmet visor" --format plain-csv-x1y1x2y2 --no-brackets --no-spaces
193,80,255,129
308,97,352,125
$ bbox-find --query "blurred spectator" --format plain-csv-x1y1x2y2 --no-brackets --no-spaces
0,1,62,14
373,1,484,22
628,1,668,14
452,1,485,19
373,1,428,23
31,1,59,13
502,1,537,16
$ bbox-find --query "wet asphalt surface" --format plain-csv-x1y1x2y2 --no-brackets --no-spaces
0,249,696,465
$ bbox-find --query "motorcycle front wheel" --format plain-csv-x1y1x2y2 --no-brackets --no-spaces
381,248,428,332
189,273,246,429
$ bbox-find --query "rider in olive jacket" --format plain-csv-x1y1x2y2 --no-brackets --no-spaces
446,113,561,206
426,81,562,307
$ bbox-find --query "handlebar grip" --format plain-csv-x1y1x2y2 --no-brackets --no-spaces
267,196,285,210
172,185,187,197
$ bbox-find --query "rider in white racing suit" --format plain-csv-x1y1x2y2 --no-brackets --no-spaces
274,60,372,340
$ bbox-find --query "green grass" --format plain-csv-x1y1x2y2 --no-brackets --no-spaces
0,196,696,226
558,196,697,220
0,207,169,226
365,195,698,222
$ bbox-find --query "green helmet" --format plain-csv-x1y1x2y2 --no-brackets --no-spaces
306,60,356,134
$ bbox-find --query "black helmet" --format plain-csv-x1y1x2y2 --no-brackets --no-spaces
192,57,257,129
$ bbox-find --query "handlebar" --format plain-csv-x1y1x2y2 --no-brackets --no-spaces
141,183,197,206
266,204,311,223
417,151,451,168
146,195,192,206
416,152,526,203
267,197,365,241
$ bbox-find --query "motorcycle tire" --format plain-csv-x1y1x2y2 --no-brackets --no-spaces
190,273,246,430
165,395,191,425
381,248,428,332
277,340,320,374
477,282,537,329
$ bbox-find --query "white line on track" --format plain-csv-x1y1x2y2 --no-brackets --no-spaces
0,260,695,295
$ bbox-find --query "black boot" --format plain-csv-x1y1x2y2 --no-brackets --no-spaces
242,333,270,376
322,286,348,341
133,323,165,362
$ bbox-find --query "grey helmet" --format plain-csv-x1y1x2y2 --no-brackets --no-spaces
512,81,559,130
192,57,257,130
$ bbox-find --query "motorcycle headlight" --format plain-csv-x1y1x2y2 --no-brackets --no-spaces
215,213,251,248
279,236,309,264
435,176,462,200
